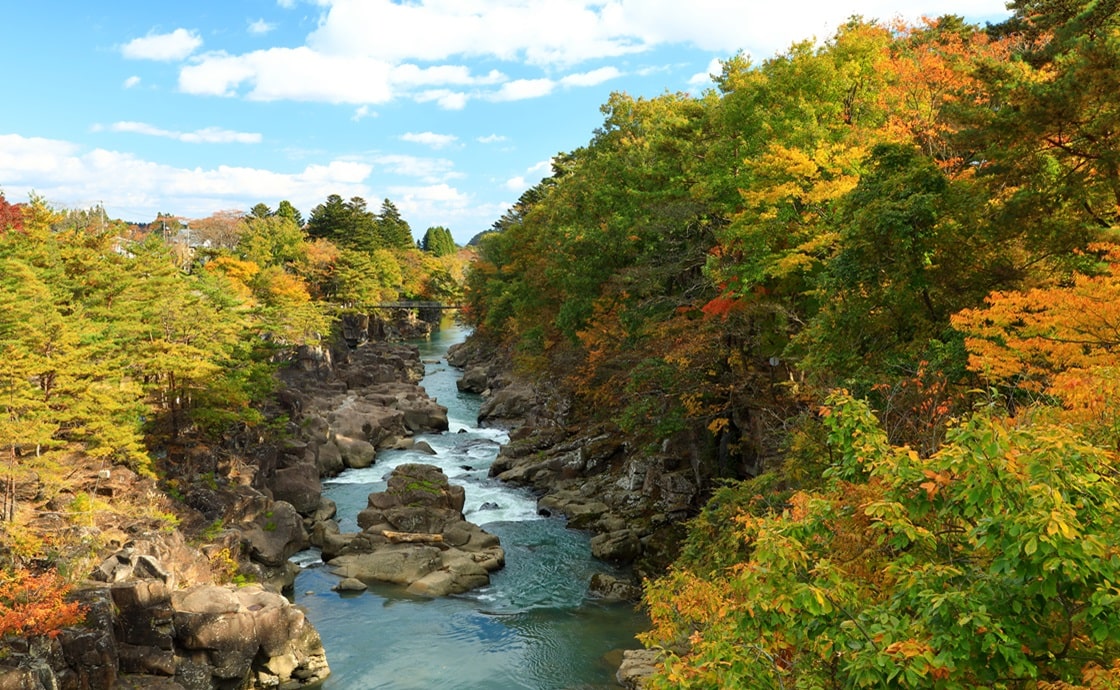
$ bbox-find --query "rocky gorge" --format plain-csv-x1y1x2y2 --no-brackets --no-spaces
448,335,703,583
0,312,485,690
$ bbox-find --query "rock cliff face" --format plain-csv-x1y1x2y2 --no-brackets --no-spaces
0,328,452,689
446,337,701,581
0,578,328,690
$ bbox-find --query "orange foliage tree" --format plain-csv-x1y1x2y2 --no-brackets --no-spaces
952,242,1120,441
0,570,84,639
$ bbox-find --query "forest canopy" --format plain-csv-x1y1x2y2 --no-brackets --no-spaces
461,4,1120,687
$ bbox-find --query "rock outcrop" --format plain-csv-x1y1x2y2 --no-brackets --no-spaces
0,576,328,690
323,463,504,597
447,335,710,591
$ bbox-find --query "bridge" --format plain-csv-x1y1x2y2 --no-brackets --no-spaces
368,301,463,311
367,301,463,326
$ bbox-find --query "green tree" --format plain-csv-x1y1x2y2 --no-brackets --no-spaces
238,214,306,268
644,393,1120,688
376,198,414,250
276,199,304,228
421,226,456,256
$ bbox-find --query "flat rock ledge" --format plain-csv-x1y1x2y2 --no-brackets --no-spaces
319,463,504,597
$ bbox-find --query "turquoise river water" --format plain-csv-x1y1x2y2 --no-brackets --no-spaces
290,323,649,689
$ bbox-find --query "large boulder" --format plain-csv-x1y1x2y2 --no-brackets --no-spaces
235,497,309,569
477,383,536,427
327,464,503,596
332,436,376,469
170,584,329,688
270,461,321,515
456,366,488,394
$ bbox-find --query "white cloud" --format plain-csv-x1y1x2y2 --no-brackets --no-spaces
351,105,377,121
0,133,372,220
387,183,473,228
123,75,141,89
161,1,1010,108
121,28,203,61
527,159,553,175
180,47,395,103
277,0,296,8
503,158,553,193
249,19,276,35
373,154,461,184
400,132,459,149
109,121,262,144
477,134,507,144
414,89,470,110
560,66,622,88
490,78,555,102
688,57,723,87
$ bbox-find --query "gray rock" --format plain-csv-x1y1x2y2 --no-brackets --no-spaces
333,436,376,469
617,649,660,689
332,578,367,592
590,529,642,564
588,572,642,602
456,366,488,394
271,461,322,515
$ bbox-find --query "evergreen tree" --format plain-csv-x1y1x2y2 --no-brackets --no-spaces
376,199,414,249
276,199,304,228
421,226,457,256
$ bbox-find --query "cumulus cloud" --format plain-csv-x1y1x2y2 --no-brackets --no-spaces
107,121,262,144
373,154,461,184
490,78,555,102
559,66,622,87
159,1,1009,107
477,134,507,144
249,19,276,35
121,28,203,61
414,89,470,110
399,132,459,149
351,105,377,121
123,75,141,89
0,133,372,220
689,57,723,87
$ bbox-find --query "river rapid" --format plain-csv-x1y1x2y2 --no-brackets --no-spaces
291,323,649,689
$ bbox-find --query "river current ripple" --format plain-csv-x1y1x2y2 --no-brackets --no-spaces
290,324,648,690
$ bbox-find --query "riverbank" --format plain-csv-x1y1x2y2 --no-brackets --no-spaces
290,323,648,689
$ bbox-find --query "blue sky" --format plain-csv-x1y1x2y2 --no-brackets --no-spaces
2,1,1010,245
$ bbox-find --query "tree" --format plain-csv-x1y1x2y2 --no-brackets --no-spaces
276,199,304,228
249,202,272,219
643,393,1120,689
0,570,84,638
0,191,23,232
306,194,380,253
952,241,1120,443
238,214,306,268
421,226,456,256
190,209,245,250
376,198,414,250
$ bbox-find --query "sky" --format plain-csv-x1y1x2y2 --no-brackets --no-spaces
1,1,1012,245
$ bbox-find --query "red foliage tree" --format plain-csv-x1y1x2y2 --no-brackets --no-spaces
0,193,24,232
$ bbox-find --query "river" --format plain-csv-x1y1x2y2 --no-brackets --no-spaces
291,322,649,689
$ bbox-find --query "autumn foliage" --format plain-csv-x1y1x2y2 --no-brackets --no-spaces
458,5,1120,687
643,394,1120,688
0,570,84,639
